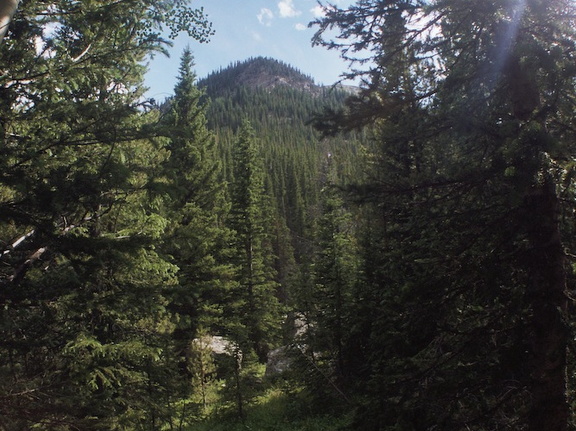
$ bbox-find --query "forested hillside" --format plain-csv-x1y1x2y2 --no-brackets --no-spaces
1,1,576,431
200,57,363,277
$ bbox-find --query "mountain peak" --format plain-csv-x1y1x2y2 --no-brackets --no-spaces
200,57,321,95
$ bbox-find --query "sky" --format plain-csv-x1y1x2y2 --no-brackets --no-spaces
143,0,354,100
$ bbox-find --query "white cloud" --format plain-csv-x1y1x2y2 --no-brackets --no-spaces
252,31,263,42
295,23,307,31
278,0,301,18
257,8,274,26
310,5,326,18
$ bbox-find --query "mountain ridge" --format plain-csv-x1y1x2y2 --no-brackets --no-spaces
199,56,341,96
199,56,355,135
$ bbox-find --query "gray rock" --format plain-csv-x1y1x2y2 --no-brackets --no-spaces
265,345,294,377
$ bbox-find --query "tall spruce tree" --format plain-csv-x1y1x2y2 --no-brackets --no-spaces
156,49,235,422
311,1,576,430
160,47,233,340
228,121,282,363
312,159,360,383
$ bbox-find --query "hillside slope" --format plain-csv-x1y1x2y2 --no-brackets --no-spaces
199,57,364,298
200,56,361,229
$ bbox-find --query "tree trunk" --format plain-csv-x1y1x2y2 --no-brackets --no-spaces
234,350,244,420
0,0,19,41
525,177,569,431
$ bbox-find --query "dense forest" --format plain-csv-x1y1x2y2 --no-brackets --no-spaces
1,1,576,431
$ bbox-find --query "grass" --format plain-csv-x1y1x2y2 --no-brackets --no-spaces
184,386,352,431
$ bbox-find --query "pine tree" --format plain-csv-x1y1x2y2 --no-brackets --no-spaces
312,158,360,382
311,1,576,429
0,1,213,428
228,120,283,363
163,47,226,211
153,49,237,425
160,47,233,337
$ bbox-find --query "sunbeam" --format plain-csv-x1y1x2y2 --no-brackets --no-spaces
491,0,528,82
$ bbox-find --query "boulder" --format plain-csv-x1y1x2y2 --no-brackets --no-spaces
265,345,294,377
191,335,237,356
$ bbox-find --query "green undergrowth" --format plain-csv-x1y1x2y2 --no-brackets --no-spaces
184,386,352,431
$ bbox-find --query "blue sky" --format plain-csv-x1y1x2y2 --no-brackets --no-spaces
143,0,353,99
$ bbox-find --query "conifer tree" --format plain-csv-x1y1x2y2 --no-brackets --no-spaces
0,1,213,428
311,1,576,429
164,47,226,212
154,49,236,425
160,47,233,338
228,121,282,363
312,162,360,382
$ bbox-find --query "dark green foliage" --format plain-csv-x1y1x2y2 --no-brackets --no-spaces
310,160,361,385
309,0,576,430
151,48,238,429
228,121,283,362
159,47,233,337
0,1,212,429
200,58,365,320
4,0,575,428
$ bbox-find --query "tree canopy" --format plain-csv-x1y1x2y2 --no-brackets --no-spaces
0,1,213,428
1,1,576,430
310,0,576,429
